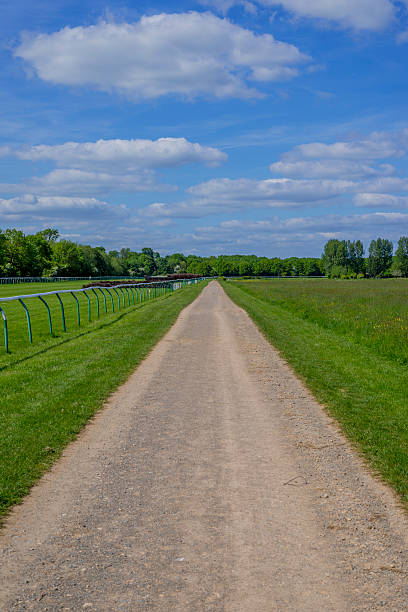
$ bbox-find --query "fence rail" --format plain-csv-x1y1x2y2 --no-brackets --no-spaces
0,278,204,353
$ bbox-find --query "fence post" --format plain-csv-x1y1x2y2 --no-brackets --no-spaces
18,298,33,344
38,296,53,336
84,290,91,321
112,288,121,310
124,287,131,306
56,293,66,332
0,306,8,352
91,288,100,318
105,288,115,312
118,287,125,307
98,288,107,313
71,292,81,326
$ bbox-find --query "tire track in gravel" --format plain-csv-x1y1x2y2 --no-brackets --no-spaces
0,281,407,610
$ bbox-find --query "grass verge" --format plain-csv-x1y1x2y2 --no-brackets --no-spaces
0,280,150,358
0,282,206,519
221,280,408,506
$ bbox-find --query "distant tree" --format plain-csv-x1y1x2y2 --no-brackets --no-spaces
238,260,253,276
119,248,131,260
321,239,348,277
3,229,33,276
37,228,59,243
322,239,364,277
394,236,408,277
0,230,7,275
253,257,271,276
48,240,85,276
269,258,282,276
303,258,322,276
367,238,393,277
138,248,157,276
348,240,365,274
166,253,187,274
79,245,113,276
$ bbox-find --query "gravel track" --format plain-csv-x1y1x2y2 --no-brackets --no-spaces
1,281,407,611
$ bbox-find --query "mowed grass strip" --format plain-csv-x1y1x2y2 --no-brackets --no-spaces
0,282,206,519
0,280,147,359
221,280,408,505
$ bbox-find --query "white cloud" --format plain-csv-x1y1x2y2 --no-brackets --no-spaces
188,177,353,202
262,0,395,30
0,169,172,197
282,130,408,162
141,129,408,221
144,177,355,218
354,193,408,207
15,13,308,100
186,211,407,254
16,138,227,170
270,159,395,179
0,195,129,224
359,177,408,193
1,137,226,196
201,0,395,30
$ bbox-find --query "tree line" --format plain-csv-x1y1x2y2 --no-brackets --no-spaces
0,227,323,278
322,237,408,278
1,227,408,279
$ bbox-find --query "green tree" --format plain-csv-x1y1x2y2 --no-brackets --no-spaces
49,240,85,276
0,230,7,275
3,229,34,276
238,260,253,276
321,239,349,277
348,240,365,274
367,238,393,278
394,236,408,277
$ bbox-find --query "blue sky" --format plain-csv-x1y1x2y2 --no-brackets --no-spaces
1,0,408,257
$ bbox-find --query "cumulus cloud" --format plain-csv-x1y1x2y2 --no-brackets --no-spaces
16,138,227,170
262,0,395,30
270,159,395,179
354,193,408,207
359,177,408,193
0,169,172,197
186,211,408,255
201,0,395,30
140,129,408,221
1,137,226,196
15,13,308,100
187,177,353,202
281,130,408,162
0,195,129,224
144,177,355,218
49,212,400,256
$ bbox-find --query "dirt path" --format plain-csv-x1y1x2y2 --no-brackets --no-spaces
1,281,407,611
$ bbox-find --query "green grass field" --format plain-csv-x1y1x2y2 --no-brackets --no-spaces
0,280,206,519
221,279,408,505
0,280,160,362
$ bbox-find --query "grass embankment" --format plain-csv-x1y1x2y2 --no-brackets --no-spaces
221,279,408,505
0,281,206,519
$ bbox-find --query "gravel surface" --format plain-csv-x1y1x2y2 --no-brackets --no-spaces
0,281,407,611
